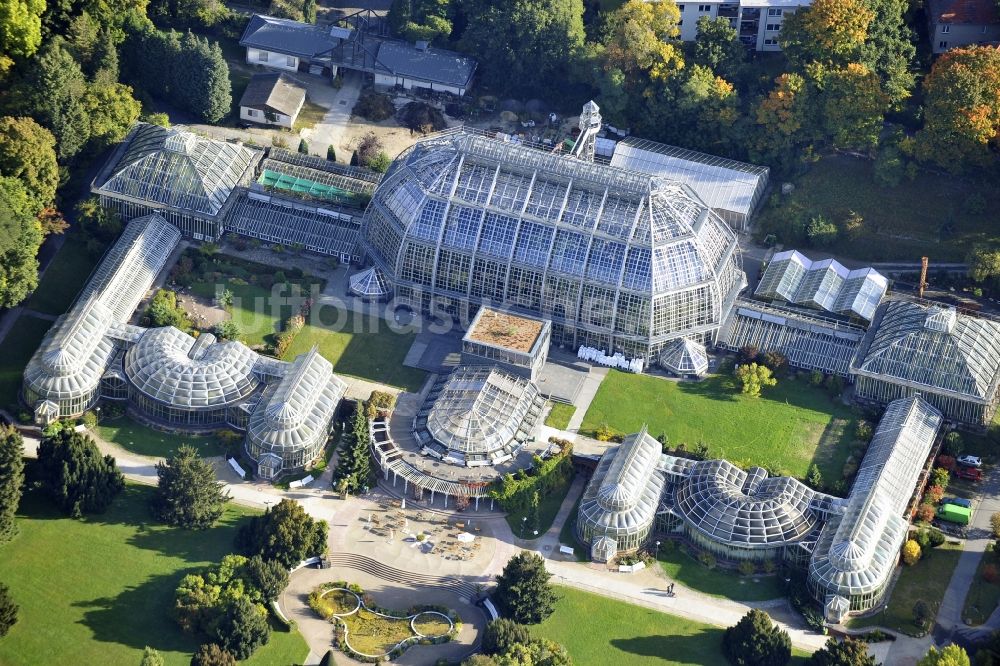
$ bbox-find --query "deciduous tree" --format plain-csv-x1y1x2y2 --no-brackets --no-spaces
140,647,165,666
918,645,970,666
82,82,142,150
722,609,791,666
235,498,328,568
191,644,237,666
152,445,228,529
0,426,25,544
493,552,557,624
913,46,1000,172
0,176,43,308
0,117,58,214
780,0,874,67
0,0,45,75
735,363,777,397
35,428,124,517
692,15,745,81
600,0,682,82
816,63,888,151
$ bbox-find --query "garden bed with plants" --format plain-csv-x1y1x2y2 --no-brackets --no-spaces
308,582,460,662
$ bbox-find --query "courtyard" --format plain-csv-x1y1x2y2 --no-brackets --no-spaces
580,370,861,482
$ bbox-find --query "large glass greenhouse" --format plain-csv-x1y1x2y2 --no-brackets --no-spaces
808,396,942,621
23,213,182,422
577,428,666,558
851,301,1000,426
361,131,746,361
94,123,263,240
413,365,544,466
672,460,832,563
245,348,346,479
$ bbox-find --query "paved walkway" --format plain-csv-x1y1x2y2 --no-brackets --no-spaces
564,366,608,432
299,70,364,160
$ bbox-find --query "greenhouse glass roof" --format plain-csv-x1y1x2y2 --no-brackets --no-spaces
364,131,745,345
349,267,390,298
246,348,346,454
609,137,769,226
578,428,665,536
756,250,887,321
425,365,540,457
674,460,829,548
809,397,942,598
124,329,260,409
77,214,182,321
23,296,117,402
97,123,261,216
852,300,1000,402
659,338,709,375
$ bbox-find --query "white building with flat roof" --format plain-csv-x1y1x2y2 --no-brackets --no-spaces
675,0,812,51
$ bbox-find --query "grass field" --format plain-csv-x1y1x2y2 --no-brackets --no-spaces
27,238,102,315
657,546,785,602
963,545,1000,626
545,402,576,430
0,314,53,411
580,371,858,481
0,485,309,666
557,494,588,561
189,278,320,348
284,309,427,392
849,541,963,636
756,155,1000,262
96,417,227,458
531,586,810,665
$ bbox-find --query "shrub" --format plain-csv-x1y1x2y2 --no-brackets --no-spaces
298,138,309,155
984,564,1000,584
722,609,791,666
352,92,395,121
273,314,305,358
805,464,823,491
735,362,777,397
698,552,717,569
81,410,99,428
738,345,759,364
326,144,336,161
192,643,237,666
854,420,874,442
806,215,838,248
916,503,936,523
761,559,776,574
925,485,945,504
809,370,825,386
355,131,384,168
902,539,921,566
912,600,932,629
212,320,241,342
927,530,946,548
942,431,964,457
482,618,530,655
930,467,950,490
914,529,931,552
397,101,447,133
738,561,755,576
991,513,1000,538
761,350,788,375
368,151,391,173
0,583,17,638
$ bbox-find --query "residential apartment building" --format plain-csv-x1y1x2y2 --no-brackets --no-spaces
675,0,811,51
927,0,1000,54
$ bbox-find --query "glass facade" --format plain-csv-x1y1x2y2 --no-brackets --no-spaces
362,132,746,361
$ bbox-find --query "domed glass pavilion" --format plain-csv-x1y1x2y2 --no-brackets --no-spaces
361,131,746,361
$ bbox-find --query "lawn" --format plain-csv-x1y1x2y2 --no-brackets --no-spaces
657,546,785,602
755,155,1000,262
557,494,588,561
963,545,1000,626
0,485,309,666
0,313,53,411
96,416,227,459
294,98,330,133
545,402,576,430
284,308,427,392
27,237,102,315
580,370,858,481
849,541,964,636
530,586,811,666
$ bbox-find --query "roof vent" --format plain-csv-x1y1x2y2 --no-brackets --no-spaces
415,40,429,51
163,130,197,154
924,305,957,334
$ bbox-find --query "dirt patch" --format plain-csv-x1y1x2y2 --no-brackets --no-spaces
177,291,228,329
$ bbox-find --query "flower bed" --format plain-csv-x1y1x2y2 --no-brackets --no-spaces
308,582,460,662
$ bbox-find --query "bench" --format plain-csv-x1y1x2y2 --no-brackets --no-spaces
558,545,575,555
228,458,246,479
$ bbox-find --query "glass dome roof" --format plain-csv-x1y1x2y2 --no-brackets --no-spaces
425,365,539,457
362,131,746,355
124,329,260,409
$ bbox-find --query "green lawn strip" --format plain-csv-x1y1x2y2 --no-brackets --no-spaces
294,99,330,132
504,480,570,539
755,155,1000,262
545,402,576,430
189,279,317,348
556,494,587,561
27,238,103,315
962,544,1000,626
283,309,427,392
0,313,53,411
96,416,227,459
343,607,416,656
530,586,811,666
849,541,963,635
0,485,308,666
580,370,857,481
657,546,785,602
